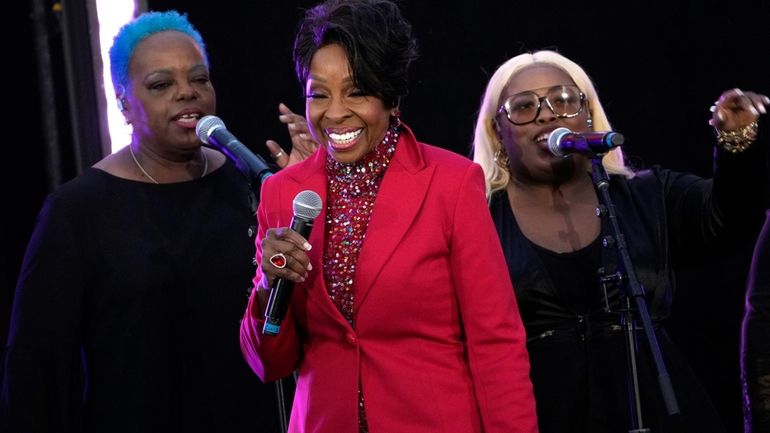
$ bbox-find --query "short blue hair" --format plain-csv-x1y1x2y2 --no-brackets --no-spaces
109,10,208,92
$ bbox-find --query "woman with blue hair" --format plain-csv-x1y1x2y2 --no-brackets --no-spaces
1,10,284,432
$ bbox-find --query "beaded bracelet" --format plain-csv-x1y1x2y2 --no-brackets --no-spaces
714,121,758,153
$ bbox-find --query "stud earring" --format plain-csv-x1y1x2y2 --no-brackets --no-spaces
117,98,126,112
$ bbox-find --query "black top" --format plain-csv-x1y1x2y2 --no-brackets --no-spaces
529,236,602,314
1,162,280,432
490,144,767,433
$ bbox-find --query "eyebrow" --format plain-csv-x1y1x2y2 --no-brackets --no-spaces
143,63,208,81
306,74,354,85
516,84,577,94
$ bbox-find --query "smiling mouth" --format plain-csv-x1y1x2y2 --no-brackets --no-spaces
327,129,362,150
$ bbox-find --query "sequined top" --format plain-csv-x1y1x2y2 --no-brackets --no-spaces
323,126,399,325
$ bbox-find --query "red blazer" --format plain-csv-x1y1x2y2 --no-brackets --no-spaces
241,126,538,433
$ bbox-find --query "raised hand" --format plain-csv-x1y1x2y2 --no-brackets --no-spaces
709,88,769,131
266,103,319,168
709,88,769,153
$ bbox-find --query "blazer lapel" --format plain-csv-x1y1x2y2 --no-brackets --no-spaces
353,128,434,311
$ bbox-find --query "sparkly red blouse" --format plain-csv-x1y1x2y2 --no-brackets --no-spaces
323,126,398,325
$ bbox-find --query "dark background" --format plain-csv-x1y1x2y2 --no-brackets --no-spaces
5,0,769,431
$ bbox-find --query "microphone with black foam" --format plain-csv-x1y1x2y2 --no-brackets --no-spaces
263,190,323,336
196,115,274,184
547,127,625,157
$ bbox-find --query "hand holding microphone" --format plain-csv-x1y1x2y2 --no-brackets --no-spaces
548,127,624,157
261,190,323,336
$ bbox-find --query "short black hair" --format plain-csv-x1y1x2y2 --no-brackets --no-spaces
293,0,419,109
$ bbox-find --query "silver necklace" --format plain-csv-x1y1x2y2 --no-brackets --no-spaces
129,146,208,184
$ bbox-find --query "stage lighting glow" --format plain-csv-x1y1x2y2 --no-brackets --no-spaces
95,0,137,154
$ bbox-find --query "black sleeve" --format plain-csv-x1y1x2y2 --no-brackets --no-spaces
1,194,86,432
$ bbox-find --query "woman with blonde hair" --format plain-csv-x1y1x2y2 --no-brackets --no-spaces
472,49,768,433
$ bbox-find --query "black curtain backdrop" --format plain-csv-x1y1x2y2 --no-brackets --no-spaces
5,0,769,431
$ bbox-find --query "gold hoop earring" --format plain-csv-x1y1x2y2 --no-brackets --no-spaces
494,148,510,170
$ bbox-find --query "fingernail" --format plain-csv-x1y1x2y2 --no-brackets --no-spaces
304,242,312,250
288,123,297,130
279,115,289,121
758,105,766,114
307,263,313,271
750,106,759,116
717,111,725,121
299,133,308,139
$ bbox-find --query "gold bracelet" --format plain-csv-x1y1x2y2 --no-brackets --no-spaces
714,121,758,153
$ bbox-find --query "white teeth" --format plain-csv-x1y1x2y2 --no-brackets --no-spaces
328,129,362,144
536,133,549,142
178,113,200,120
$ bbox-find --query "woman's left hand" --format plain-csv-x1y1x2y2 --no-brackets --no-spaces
266,103,318,169
710,88,769,131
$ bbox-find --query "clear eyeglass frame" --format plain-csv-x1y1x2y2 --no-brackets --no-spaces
497,85,586,126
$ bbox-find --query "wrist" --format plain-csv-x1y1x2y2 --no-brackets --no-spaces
714,121,759,153
253,275,272,316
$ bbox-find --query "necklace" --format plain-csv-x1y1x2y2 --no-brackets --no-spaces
129,146,208,184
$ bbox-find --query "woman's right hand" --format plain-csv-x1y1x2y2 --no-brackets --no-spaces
260,226,313,289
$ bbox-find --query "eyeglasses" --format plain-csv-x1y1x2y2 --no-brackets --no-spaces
498,85,586,125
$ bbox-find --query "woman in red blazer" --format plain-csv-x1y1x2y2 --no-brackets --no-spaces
240,1,537,432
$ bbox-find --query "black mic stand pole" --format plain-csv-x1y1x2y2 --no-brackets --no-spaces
242,159,293,433
209,146,292,433
590,157,680,433
242,164,294,433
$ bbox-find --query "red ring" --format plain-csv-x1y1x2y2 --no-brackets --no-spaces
269,253,287,269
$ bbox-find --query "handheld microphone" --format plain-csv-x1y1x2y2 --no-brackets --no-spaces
263,190,323,336
196,115,273,184
547,127,624,157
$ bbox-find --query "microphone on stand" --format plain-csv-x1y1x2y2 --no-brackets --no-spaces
548,127,624,157
196,115,274,184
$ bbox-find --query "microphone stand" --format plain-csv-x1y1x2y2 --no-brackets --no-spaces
590,157,680,433
240,160,294,433
209,145,293,432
